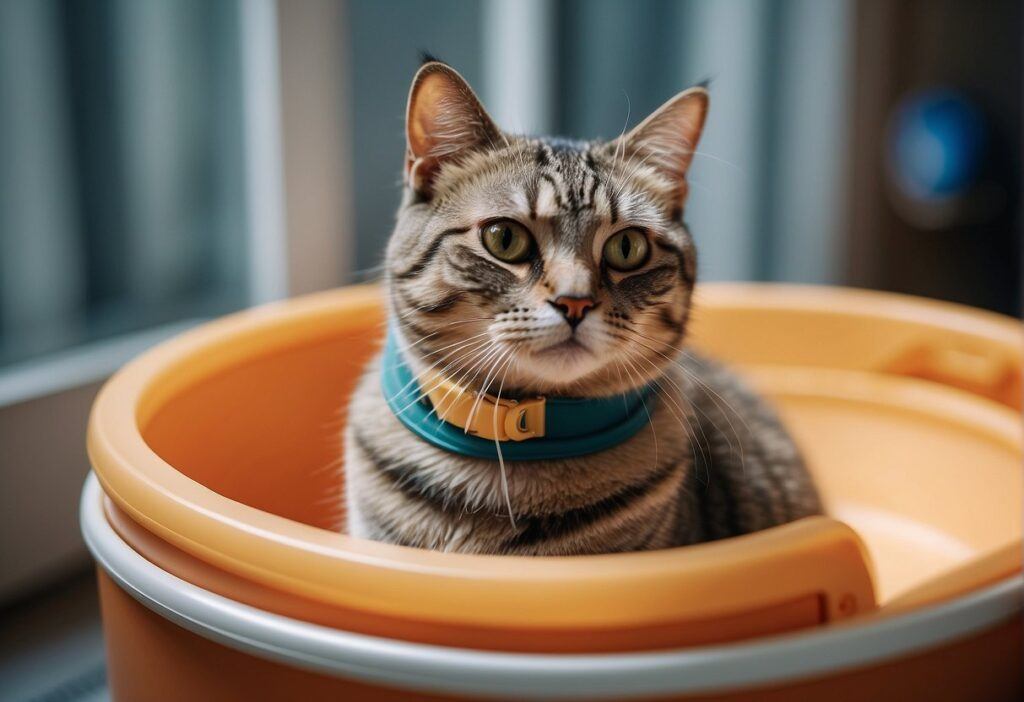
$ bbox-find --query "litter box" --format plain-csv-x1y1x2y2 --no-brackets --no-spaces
82,283,1022,701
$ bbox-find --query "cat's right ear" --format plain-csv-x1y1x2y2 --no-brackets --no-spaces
405,62,502,198
613,86,709,208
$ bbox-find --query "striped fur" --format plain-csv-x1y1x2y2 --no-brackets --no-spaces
344,62,821,555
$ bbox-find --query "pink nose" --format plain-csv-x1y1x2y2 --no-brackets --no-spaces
550,296,597,328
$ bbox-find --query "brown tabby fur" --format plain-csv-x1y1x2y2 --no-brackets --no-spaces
344,61,821,554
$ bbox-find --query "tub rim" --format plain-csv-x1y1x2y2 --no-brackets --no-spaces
85,283,1021,628
81,473,1023,700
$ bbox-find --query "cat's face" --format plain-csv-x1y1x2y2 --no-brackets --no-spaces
387,62,707,398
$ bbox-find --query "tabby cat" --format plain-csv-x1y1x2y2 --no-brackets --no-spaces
344,60,821,555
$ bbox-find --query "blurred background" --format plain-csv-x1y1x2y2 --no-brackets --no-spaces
0,0,1020,699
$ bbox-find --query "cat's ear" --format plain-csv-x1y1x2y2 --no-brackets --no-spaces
405,61,502,198
615,86,709,206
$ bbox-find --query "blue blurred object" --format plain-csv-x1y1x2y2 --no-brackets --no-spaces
887,89,988,201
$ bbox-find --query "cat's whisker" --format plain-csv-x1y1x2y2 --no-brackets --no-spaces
608,356,631,407
447,343,504,396
387,337,491,405
626,368,704,475
616,352,659,470
610,147,661,202
602,324,714,458
630,320,756,443
428,343,505,423
390,318,490,357
685,178,712,196
615,341,714,476
464,345,518,430
620,324,748,472
402,328,491,357
437,335,526,414
413,338,503,410
690,149,746,174
307,454,345,480
337,261,386,285
490,349,520,527
614,352,655,450
615,323,742,441
611,90,632,172
389,338,494,414
393,303,489,326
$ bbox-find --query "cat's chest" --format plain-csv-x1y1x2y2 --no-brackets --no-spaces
345,364,695,552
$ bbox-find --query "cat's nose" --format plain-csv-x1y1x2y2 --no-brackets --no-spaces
549,296,597,329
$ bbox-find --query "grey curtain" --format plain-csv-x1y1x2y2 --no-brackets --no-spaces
0,0,249,368
348,0,851,285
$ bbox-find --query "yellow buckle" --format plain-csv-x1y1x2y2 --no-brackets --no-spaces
421,369,545,441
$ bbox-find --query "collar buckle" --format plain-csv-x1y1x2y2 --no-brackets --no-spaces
423,369,546,441
501,396,546,441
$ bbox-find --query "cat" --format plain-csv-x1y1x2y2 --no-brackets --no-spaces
344,59,821,555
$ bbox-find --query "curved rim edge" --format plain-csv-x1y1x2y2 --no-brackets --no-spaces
80,474,1022,700
85,282,1022,626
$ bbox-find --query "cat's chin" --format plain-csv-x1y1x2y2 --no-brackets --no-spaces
516,338,610,391
531,337,590,359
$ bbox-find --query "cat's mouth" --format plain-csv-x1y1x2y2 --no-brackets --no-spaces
514,333,612,388
532,337,591,357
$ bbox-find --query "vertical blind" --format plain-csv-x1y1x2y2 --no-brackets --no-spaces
0,0,250,369
0,0,852,368
349,0,851,285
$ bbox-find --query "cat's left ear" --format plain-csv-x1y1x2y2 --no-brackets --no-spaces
405,61,503,198
615,86,709,206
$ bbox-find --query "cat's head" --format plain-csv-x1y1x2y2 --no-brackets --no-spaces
387,61,708,398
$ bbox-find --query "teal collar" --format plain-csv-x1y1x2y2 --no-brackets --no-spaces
380,330,655,461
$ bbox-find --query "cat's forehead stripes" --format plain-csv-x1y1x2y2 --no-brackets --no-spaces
535,173,564,215
529,141,672,235
437,136,671,238
527,140,618,226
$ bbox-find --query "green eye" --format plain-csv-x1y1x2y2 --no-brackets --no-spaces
603,228,649,271
481,220,534,263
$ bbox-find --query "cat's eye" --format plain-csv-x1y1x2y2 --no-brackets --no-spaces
481,220,534,263
603,228,650,271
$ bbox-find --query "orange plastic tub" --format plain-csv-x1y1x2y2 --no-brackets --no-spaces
82,284,1023,701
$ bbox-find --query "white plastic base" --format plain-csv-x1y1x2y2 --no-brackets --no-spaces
80,473,1022,700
